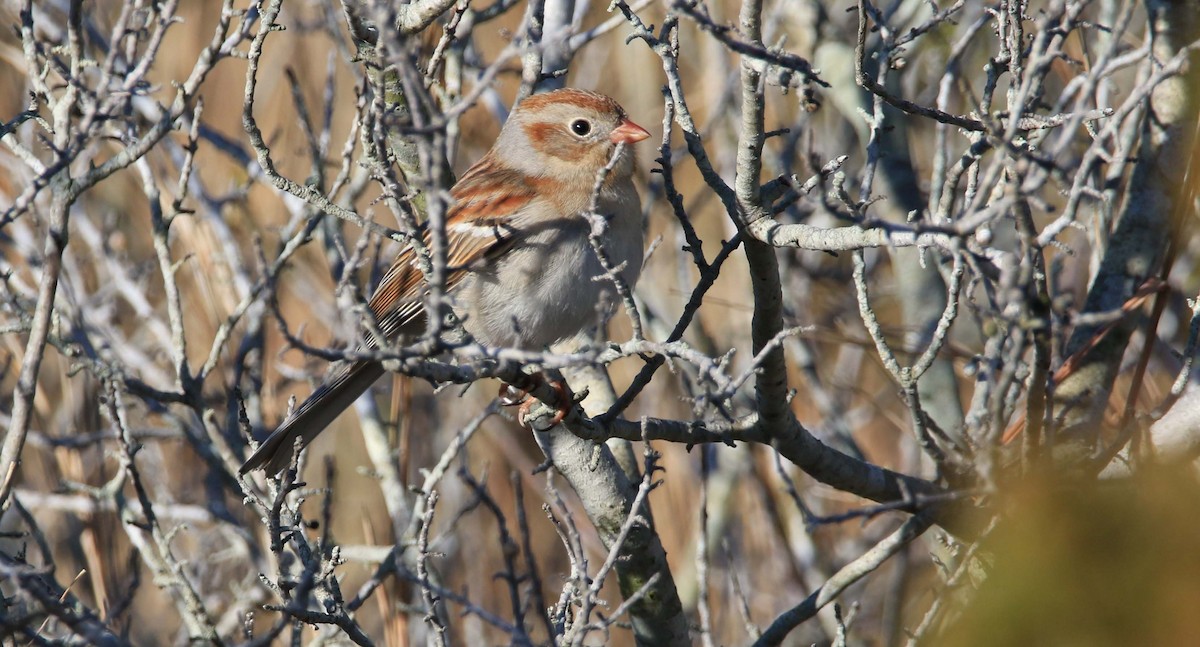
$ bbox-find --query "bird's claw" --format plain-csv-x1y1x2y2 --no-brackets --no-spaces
519,379,573,427
498,383,529,407
498,375,573,427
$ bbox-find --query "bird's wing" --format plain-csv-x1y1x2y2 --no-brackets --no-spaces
369,161,538,341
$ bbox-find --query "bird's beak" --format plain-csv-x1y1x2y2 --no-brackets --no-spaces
610,118,651,144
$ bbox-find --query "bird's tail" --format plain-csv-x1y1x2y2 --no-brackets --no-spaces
240,361,386,475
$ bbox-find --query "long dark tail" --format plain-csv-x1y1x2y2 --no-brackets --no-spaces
240,361,386,475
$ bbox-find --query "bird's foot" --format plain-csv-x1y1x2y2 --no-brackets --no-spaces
498,382,529,407
498,373,573,427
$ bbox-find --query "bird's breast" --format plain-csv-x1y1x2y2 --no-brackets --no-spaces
456,185,643,350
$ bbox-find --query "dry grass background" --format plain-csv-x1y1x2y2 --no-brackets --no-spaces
2,0,1200,645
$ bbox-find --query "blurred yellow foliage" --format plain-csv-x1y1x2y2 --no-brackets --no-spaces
939,468,1200,646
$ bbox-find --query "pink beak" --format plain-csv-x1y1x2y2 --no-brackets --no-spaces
610,118,651,144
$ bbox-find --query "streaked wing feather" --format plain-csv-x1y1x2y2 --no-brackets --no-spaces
367,160,536,342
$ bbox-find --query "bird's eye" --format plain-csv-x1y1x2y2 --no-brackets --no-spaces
570,119,592,136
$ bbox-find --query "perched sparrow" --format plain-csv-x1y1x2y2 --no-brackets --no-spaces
241,88,651,474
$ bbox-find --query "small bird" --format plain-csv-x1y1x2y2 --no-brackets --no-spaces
240,88,651,474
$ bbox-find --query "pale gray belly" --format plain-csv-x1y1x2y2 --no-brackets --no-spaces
456,215,642,349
